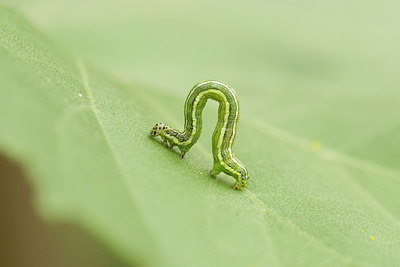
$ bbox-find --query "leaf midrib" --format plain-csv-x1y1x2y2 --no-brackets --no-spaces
41,54,399,265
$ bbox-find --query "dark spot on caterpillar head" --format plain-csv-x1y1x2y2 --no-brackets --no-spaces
151,123,167,137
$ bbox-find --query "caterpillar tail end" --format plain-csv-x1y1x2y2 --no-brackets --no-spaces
233,179,248,190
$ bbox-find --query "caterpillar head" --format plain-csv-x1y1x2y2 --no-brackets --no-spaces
150,122,169,137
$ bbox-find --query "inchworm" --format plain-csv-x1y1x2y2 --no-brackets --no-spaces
150,80,249,190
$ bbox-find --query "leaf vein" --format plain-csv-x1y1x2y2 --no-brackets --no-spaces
75,59,161,259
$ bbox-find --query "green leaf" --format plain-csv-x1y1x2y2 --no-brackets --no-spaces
1,3,400,267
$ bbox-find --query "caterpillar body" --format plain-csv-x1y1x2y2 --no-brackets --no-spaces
150,80,249,190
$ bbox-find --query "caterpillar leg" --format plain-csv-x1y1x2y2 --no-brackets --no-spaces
177,147,187,159
162,138,174,149
163,140,169,148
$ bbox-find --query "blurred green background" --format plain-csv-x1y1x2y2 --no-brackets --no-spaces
1,0,400,266
18,0,400,164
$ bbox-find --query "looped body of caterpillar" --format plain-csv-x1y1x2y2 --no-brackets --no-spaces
150,80,249,190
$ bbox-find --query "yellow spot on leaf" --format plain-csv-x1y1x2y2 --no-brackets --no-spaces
370,235,374,241
360,228,365,232
199,171,203,175
311,140,322,151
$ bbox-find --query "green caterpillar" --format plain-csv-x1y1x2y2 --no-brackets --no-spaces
150,80,249,190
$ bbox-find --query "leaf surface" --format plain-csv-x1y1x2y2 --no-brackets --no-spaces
1,3,400,267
